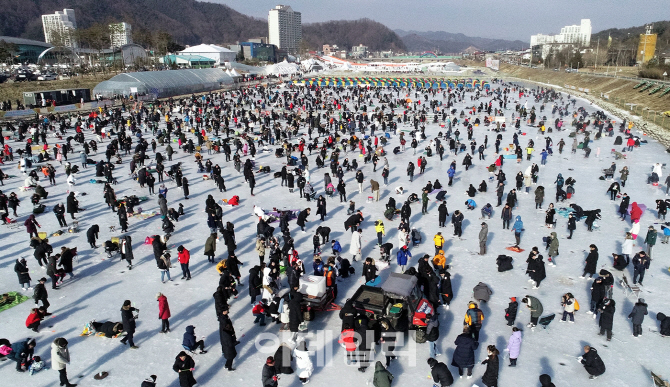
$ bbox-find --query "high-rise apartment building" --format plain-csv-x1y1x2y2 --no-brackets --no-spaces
42,9,77,48
110,22,133,48
268,5,302,55
530,19,592,61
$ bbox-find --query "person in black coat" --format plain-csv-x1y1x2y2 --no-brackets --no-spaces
316,195,327,221
263,357,279,387
438,201,449,227
505,297,518,326
451,327,478,377
582,244,599,278
66,192,79,219
173,351,197,387
481,345,499,387
657,312,670,336
182,177,189,199
53,202,67,227
33,278,50,312
118,204,128,232
92,321,124,338
86,225,99,248
438,270,453,307
598,298,615,340
451,210,464,237
248,266,262,304
59,247,75,275
339,299,358,331
356,315,373,372
120,300,138,348
141,375,157,387
287,289,304,333
344,212,363,233
296,208,310,232
567,213,577,239
219,308,237,370
213,286,228,320
152,236,166,262
273,343,294,374
248,172,256,196
14,258,31,289
580,346,606,379
427,358,454,387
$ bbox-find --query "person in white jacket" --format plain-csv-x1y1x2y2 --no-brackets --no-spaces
350,229,362,262
261,267,276,301
621,232,634,260
293,340,313,385
66,173,76,191
51,337,75,386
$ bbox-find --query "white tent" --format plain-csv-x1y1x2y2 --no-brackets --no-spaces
179,44,236,65
266,60,300,75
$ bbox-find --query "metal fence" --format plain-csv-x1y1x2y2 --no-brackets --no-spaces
608,96,670,131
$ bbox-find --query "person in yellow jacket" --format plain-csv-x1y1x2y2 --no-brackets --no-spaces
216,259,228,275
525,146,534,161
433,232,445,255
464,301,485,341
432,250,446,270
375,220,385,246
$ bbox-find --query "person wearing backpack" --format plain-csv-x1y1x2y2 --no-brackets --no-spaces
560,293,578,323
464,301,484,342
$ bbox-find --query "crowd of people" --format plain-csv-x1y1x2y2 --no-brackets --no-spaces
0,73,669,387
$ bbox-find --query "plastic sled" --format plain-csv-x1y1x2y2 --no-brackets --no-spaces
505,246,525,253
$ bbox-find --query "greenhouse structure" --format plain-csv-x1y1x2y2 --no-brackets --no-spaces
92,68,235,99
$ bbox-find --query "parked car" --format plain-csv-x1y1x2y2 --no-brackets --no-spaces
350,273,434,342
37,73,57,81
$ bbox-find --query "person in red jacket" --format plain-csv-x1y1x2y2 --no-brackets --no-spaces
339,324,358,365
177,245,191,280
157,292,171,333
26,307,46,332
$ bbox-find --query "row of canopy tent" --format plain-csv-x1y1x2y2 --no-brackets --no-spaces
292,77,490,90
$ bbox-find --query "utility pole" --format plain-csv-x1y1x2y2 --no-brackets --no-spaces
593,37,600,70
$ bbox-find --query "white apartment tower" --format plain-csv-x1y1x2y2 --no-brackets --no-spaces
530,19,592,48
42,8,77,48
110,22,133,48
268,5,302,55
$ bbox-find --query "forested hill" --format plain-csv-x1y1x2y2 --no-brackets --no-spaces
0,1,406,52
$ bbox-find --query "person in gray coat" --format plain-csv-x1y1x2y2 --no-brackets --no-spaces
158,194,168,216
473,282,492,303
522,296,543,327
628,298,648,337
51,337,75,386
478,222,488,255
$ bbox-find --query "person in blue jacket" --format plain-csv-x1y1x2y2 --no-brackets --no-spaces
465,199,477,210
397,245,412,272
182,325,207,354
511,216,524,246
331,240,342,256
447,166,456,186
9,338,35,372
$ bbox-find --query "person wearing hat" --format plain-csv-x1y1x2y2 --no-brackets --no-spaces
120,300,139,349
14,257,31,291
644,225,657,258
51,337,76,386
157,293,171,333
182,325,207,354
141,375,157,387
53,202,67,227
219,306,237,371
262,356,279,387
504,297,518,326
33,277,51,314
173,351,196,387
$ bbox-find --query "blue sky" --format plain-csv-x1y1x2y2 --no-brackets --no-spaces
205,0,669,41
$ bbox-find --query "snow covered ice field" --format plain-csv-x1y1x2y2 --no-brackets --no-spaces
1,80,669,387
